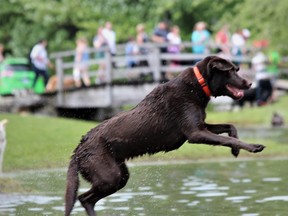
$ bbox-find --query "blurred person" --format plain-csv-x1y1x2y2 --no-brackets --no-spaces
93,26,107,58
215,24,231,56
136,23,149,54
152,21,169,53
166,25,182,80
136,23,149,67
231,28,249,66
252,50,273,106
93,27,107,84
102,21,116,56
73,38,90,87
151,21,169,81
191,21,211,54
30,39,53,88
167,25,182,55
267,50,281,79
242,28,251,42
152,21,169,81
267,50,281,102
136,23,149,53
125,37,139,68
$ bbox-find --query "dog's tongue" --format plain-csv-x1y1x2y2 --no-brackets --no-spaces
226,84,244,98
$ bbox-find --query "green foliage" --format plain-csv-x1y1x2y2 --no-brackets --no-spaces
0,0,287,57
220,0,288,54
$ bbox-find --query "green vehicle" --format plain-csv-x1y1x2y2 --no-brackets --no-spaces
0,58,45,95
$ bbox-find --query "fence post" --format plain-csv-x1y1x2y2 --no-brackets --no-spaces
150,46,161,82
56,57,64,106
105,50,113,106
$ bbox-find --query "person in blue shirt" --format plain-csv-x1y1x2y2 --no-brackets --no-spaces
191,22,211,54
125,37,139,68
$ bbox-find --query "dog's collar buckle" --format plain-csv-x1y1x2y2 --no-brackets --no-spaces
193,66,211,97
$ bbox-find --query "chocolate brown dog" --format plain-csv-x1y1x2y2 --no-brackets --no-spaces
65,56,265,216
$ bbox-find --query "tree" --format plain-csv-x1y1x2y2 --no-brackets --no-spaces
0,0,287,56
220,0,288,54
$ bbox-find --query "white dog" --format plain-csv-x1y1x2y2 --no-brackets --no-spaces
0,119,8,174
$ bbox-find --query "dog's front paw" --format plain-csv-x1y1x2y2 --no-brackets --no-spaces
231,147,240,157
250,144,266,153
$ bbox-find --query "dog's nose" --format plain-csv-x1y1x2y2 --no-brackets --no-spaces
243,79,252,89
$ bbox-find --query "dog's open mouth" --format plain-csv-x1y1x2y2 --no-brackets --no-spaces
226,84,244,99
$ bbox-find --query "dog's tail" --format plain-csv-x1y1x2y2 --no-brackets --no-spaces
65,154,79,216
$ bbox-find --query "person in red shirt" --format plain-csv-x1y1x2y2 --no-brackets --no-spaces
215,24,231,56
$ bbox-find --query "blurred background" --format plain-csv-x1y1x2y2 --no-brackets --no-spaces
1,1,288,215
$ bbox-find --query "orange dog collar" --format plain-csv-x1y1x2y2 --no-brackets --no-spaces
193,66,211,97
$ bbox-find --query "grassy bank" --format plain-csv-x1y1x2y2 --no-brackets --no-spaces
0,114,95,171
0,95,288,172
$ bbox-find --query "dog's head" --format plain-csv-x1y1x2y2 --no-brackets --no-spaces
197,56,251,100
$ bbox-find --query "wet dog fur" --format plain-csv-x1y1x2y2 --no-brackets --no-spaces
65,56,265,216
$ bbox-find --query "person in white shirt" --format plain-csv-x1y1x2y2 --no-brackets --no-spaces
102,22,116,56
30,39,52,88
167,25,182,54
165,25,182,80
231,29,247,56
252,51,273,106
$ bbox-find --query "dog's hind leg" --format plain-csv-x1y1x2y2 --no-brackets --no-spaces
78,158,129,216
117,161,130,189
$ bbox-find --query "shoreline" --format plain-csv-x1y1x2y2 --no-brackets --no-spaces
2,155,288,177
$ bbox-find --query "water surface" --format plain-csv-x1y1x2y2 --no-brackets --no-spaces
0,159,287,216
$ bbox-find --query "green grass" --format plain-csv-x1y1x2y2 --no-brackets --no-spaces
0,94,288,172
0,114,95,172
206,95,288,126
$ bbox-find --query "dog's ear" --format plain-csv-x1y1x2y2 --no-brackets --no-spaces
209,58,234,72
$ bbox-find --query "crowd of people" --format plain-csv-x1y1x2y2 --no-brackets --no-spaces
122,21,253,69
0,20,282,106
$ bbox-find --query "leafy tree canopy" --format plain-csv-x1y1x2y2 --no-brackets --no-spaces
0,0,287,56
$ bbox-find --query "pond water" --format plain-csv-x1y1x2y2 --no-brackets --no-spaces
1,158,288,216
